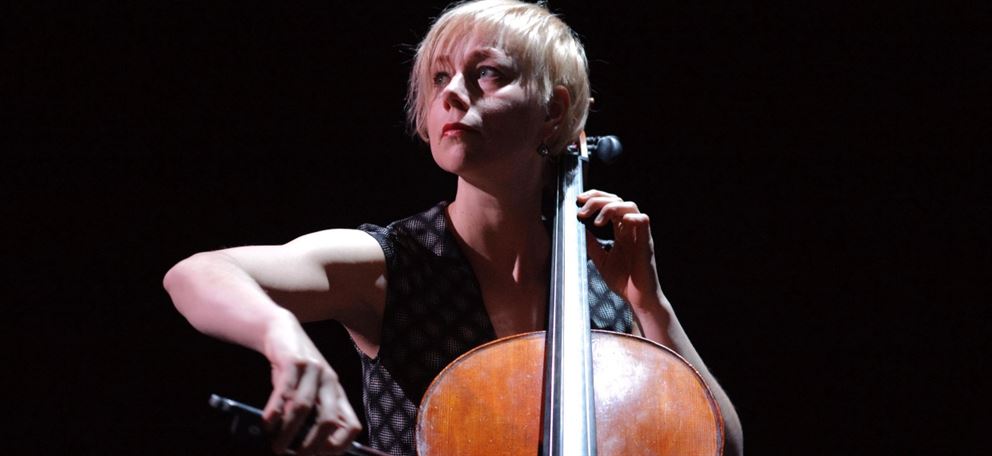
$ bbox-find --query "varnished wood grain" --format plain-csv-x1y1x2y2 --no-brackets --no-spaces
417,331,723,455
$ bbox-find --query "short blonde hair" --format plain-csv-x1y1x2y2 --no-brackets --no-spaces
406,0,591,155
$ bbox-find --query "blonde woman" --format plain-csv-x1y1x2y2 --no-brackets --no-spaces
165,1,742,454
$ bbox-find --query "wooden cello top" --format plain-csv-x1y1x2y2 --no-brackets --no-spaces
417,331,725,455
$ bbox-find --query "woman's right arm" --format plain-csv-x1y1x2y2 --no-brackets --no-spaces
163,228,385,455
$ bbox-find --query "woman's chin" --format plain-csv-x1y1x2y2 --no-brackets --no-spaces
431,143,485,172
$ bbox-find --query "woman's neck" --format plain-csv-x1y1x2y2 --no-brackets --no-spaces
447,177,549,285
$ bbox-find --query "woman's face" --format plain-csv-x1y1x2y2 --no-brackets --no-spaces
426,33,548,189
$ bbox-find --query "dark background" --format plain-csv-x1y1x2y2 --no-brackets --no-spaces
5,1,988,454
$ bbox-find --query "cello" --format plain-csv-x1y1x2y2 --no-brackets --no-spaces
417,133,725,455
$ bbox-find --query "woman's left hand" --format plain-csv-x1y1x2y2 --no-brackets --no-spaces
577,189,662,309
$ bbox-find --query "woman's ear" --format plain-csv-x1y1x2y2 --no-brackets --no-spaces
543,85,571,139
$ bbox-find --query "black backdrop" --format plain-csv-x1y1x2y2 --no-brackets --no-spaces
5,1,988,454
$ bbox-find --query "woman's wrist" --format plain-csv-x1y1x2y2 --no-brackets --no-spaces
258,307,303,356
628,287,675,345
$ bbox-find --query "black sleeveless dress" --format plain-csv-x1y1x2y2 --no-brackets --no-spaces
354,202,632,455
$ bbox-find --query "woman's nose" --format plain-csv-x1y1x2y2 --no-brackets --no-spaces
442,73,470,112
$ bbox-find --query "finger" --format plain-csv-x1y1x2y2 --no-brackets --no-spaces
299,370,348,455
274,362,320,454
585,228,608,267
577,196,622,220
577,189,618,203
296,405,332,456
576,192,619,213
263,394,284,433
596,201,640,227
607,213,652,262
264,365,301,431
323,384,361,454
626,212,653,250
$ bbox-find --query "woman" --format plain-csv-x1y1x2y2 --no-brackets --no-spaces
164,1,742,455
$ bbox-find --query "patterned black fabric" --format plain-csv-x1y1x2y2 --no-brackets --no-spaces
354,202,632,455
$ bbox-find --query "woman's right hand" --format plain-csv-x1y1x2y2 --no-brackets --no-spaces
261,316,362,455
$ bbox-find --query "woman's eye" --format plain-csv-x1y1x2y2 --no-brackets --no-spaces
433,72,450,86
478,66,502,80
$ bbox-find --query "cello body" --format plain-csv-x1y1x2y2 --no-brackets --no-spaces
417,331,724,455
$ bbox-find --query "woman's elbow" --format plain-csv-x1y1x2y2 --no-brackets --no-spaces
164,254,203,294
163,252,223,313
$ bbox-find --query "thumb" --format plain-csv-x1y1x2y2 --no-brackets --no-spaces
585,228,607,268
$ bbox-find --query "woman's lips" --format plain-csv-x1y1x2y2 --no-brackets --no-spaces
442,123,476,137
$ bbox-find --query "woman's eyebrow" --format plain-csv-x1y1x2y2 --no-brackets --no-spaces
466,48,514,66
432,55,453,69
433,47,512,69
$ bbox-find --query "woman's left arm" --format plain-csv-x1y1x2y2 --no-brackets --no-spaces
578,189,743,456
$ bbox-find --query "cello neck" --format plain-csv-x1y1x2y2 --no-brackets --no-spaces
541,131,597,456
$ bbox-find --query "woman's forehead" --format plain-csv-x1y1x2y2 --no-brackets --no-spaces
433,42,511,67
429,26,520,67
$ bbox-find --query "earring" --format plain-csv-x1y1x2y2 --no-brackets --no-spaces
537,143,550,156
